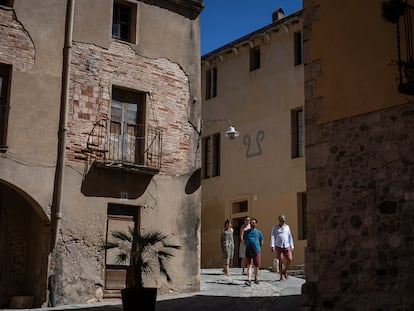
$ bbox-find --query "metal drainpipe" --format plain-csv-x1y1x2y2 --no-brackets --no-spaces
50,0,75,252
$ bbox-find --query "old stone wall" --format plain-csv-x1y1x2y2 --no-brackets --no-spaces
67,41,195,175
304,100,414,309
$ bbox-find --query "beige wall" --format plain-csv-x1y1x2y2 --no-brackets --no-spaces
309,0,414,124
201,12,306,269
0,0,202,306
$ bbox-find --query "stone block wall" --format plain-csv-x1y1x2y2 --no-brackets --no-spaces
304,100,414,310
302,2,414,309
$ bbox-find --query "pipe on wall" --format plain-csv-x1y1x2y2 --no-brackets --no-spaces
50,0,75,252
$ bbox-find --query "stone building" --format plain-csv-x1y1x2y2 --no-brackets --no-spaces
0,0,203,307
201,9,306,270
302,0,414,309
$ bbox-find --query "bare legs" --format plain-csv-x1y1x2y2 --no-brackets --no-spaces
241,257,247,274
223,264,230,276
245,263,259,285
279,256,292,280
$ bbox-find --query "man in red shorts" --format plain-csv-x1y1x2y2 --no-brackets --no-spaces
243,218,264,286
270,214,294,280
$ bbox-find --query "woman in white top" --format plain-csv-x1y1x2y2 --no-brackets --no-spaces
239,217,251,275
270,214,294,280
221,219,234,276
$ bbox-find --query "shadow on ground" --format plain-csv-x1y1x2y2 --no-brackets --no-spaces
157,295,301,311
74,295,301,311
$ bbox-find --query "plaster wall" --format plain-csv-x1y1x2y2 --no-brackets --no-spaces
201,15,306,269
0,0,202,306
308,0,414,124
54,0,202,304
0,0,65,218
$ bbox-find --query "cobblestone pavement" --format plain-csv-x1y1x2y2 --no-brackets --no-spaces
7,268,305,311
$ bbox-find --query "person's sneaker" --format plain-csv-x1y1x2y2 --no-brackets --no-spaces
254,279,259,284
245,281,251,286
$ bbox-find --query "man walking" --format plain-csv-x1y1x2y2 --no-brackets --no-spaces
270,214,294,280
243,218,263,286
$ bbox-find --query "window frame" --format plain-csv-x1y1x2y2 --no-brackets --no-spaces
110,87,146,164
0,63,12,151
291,107,304,158
112,0,137,43
202,132,220,179
250,46,261,71
205,67,217,100
294,30,303,66
212,133,220,177
231,200,248,214
202,136,211,179
297,192,307,240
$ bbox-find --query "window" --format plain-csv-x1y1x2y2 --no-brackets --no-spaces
291,107,304,158
202,133,220,178
250,46,260,71
232,200,248,214
0,64,11,150
212,133,220,177
294,31,303,66
297,192,307,240
202,136,211,178
0,0,13,7
205,67,217,100
112,0,136,43
110,87,145,164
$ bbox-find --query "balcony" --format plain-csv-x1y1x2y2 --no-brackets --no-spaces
382,0,414,95
85,119,162,175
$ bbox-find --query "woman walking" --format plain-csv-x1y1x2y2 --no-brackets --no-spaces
221,219,234,276
239,217,251,275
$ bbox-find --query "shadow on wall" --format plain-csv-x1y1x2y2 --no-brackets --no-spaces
81,166,153,198
185,168,201,194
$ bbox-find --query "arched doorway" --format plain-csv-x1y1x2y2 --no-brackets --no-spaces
0,180,50,308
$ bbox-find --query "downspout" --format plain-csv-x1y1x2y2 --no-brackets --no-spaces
50,0,75,251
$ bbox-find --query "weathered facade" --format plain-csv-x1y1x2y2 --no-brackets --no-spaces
0,0,203,307
201,9,306,270
302,0,414,309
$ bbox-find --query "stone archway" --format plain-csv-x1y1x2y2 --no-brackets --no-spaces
0,181,50,308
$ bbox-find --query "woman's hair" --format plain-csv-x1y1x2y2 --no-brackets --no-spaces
224,219,231,227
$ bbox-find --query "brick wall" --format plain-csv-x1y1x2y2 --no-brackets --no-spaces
67,41,195,176
0,7,34,71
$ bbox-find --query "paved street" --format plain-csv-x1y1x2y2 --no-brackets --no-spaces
8,268,305,311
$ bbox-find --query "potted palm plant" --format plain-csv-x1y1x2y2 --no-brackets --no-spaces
104,227,181,311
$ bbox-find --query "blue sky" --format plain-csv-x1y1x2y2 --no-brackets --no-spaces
200,0,303,55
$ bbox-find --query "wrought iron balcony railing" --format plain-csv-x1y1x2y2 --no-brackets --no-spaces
383,0,414,95
86,119,162,173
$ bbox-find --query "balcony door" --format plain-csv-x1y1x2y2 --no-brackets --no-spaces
110,87,145,165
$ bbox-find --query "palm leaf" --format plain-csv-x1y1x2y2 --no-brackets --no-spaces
103,227,181,288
